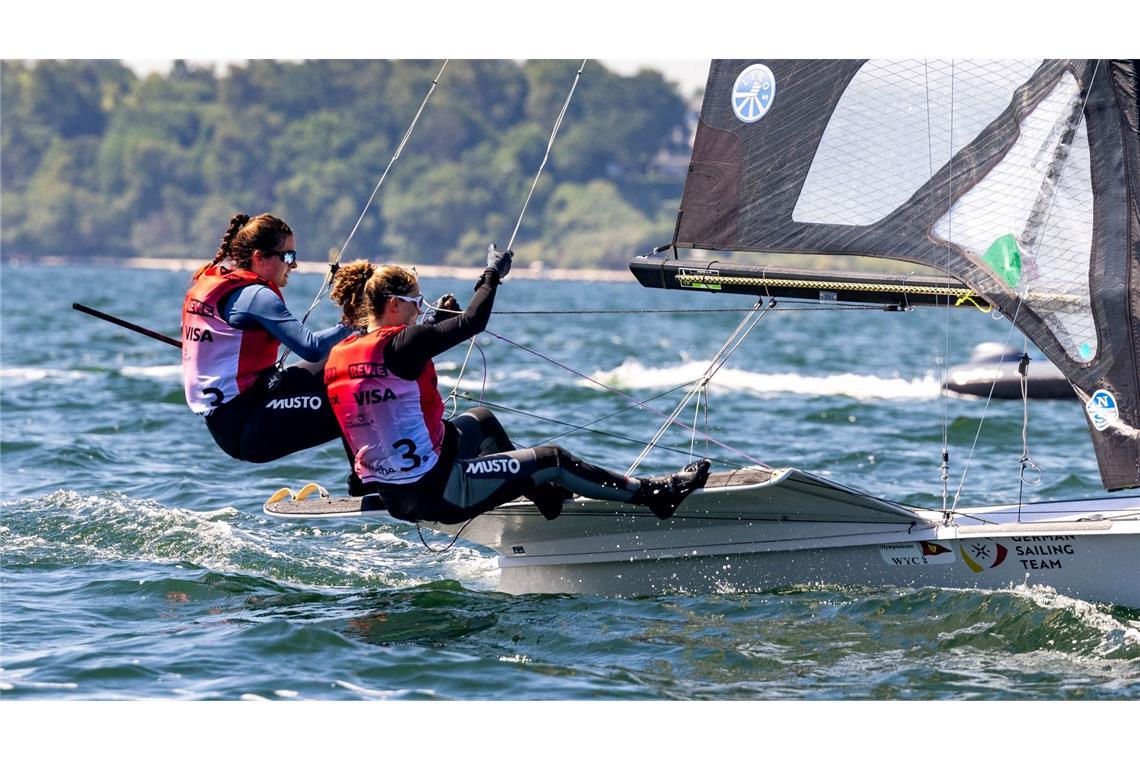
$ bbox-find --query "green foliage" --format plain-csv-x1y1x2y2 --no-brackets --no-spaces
1,59,693,268
533,180,674,268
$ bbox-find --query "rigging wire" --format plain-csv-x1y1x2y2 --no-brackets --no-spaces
1016,340,1043,520
439,298,904,469
688,386,704,463
951,60,1101,511
531,381,703,447
506,60,587,253
626,299,775,475
280,60,449,363
945,60,955,516
446,336,481,415
484,325,770,470
450,393,751,471
451,60,588,397
924,59,954,516
417,519,472,553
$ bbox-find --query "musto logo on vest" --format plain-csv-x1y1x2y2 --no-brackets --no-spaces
466,457,522,477
267,396,323,410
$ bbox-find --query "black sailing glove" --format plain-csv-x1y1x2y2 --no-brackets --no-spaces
422,293,461,326
487,243,512,279
475,243,513,291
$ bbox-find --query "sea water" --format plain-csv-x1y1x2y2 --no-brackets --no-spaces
2,263,1137,701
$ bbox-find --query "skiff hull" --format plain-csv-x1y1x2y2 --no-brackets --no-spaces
264,468,1140,608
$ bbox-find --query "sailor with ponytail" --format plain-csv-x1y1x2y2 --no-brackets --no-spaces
324,244,709,523
181,212,356,464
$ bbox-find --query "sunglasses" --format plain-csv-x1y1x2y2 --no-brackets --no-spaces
385,293,425,313
265,249,298,265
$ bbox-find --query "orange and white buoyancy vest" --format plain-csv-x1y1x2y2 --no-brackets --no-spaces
324,326,446,485
181,265,283,414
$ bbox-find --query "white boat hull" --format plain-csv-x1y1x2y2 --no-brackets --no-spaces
264,468,1140,608
490,520,1139,605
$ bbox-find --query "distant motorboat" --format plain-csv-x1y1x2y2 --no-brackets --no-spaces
944,342,1074,399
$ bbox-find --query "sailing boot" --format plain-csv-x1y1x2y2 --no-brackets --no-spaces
526,483,574,521
633,459,711,520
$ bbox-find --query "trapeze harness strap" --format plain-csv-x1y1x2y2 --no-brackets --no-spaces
181,266,283,415
324,326,445,485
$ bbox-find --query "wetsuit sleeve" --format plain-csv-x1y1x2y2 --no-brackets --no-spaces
223,285,353,362
384,268,499,380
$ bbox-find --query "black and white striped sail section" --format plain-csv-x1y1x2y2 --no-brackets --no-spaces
644,59,1139,491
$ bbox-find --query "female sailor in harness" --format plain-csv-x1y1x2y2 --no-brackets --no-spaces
182,213,355,463
324,245,710,524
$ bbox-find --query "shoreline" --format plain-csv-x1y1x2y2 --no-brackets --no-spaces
13,256,636,283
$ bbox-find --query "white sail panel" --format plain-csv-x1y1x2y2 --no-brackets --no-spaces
932,72,1096,362
792,60,1042,226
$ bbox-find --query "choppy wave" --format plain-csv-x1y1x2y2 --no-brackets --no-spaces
587,359,942,400
1,490,497,591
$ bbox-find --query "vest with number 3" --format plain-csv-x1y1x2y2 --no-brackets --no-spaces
182,266,283,414
324,326,445,485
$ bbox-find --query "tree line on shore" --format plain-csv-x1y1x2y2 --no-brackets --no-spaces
2,59,695,269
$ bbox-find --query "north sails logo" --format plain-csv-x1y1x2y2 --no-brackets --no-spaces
465,457,521,476
267,396,323,410
1085,389,1119,431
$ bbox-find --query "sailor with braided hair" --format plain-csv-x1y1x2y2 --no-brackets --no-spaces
182,213,355,463
324,245,710,523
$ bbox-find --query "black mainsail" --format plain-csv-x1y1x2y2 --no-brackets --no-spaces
632,60,1139,491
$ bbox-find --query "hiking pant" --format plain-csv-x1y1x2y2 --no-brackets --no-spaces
419,407,640,523
204,365,349,463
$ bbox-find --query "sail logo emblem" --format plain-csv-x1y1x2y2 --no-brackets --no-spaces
1085,389,1118,431
731,64,776,123
960,538,1008,573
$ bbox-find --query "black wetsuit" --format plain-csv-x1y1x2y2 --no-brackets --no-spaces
204,285,353,463
365,269,642,524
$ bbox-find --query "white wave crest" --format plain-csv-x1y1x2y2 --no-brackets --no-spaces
0,367,92,384
120,364,182,380
333,680,436,699
1003,582,1140,656
435,374,494,394
585,359,941,400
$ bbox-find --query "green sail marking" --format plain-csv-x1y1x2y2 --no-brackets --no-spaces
982,234,1023,289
